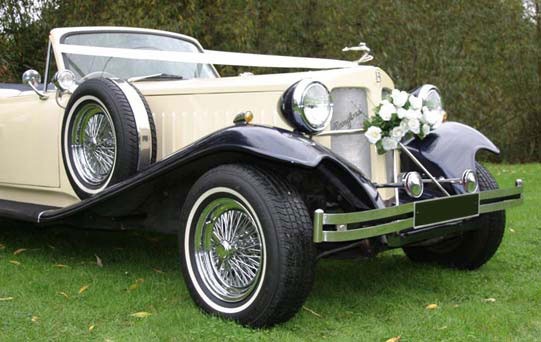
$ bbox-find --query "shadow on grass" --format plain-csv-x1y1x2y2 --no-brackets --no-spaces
0,222,180,272
0,221,472,312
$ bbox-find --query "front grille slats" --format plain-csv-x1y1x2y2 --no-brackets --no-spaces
329,88,372,178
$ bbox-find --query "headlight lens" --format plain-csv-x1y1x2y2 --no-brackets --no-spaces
402,171,424,198
461,169,478,193
53,70,77,93
414,84,443,111
280,79,333,134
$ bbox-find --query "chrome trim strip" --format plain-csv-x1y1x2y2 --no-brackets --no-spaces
479,197,523,214
479,186,522,200
322,203,413,225
37,211,45,223
316,128,365,136
313,182,523,243
320,218,413,242
110,80,153,171
44,41,52,92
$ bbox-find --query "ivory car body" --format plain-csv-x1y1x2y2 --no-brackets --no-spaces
0,27,524,327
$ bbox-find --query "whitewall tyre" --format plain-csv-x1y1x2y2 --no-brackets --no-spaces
62,78,156,199
179,164,316,327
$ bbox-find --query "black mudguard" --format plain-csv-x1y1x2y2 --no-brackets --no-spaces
405,121,499,194
31,125,382,224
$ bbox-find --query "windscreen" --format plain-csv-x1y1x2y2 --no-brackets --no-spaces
62,32,217,80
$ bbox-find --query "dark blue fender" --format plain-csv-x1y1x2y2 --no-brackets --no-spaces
33,124,382,224
405,121,499,194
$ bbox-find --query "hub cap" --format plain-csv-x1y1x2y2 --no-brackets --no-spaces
194,197,264,303
70,102,116,186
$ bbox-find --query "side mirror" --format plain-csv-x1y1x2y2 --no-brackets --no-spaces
22,69,41,86
22,69,48,100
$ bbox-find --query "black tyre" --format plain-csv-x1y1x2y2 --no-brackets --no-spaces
62,78,156,199
179,164,315,327
403,163,506,270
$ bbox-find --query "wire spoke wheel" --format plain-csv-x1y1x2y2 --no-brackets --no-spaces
194,197,264,303
180,165,315,327
70,102,117,186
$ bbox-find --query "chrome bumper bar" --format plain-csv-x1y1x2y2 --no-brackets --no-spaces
313,180,523,243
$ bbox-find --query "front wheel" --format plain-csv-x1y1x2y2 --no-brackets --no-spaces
179,164,315,327
403,163,506,270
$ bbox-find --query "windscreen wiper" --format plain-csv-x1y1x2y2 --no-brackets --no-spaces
129,73,184,82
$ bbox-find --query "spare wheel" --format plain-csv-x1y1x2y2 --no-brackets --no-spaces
62,78,157,199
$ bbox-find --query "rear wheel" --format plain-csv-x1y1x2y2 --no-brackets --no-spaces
179,164,315,327
403,163,506,270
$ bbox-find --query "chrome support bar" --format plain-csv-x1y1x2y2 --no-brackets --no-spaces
376,177,464,188
398,142,451,197
393,150,400,206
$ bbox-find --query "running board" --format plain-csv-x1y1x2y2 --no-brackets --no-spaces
0,199,59,223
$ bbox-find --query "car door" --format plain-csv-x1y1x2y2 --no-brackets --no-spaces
0,90,62,188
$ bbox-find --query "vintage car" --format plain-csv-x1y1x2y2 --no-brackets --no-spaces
0,27,523,327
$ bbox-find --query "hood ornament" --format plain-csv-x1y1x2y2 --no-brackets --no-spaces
342,42,374,64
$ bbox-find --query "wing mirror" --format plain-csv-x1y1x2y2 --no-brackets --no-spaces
22,69,48,100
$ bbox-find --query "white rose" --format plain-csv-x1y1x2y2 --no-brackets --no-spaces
378,101,395,121
397,107,407,119
409,95,423,110
391,126,405,140
365,126,382,144
405,109,421,120
391,89,409,108
432,110,444,129
400,119,409,132
407,118,421,134
422,123,431,136
423,109,440,126
382,136,398,151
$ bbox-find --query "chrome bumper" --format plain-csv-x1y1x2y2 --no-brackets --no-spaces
313,180,523,243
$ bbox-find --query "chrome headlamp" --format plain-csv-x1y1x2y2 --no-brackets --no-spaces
402,171,424,198
461,169,478,193
53,70,77,94
279,79,333,134
413,84,444,112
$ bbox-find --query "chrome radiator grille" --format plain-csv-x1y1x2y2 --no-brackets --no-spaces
329,88,371,178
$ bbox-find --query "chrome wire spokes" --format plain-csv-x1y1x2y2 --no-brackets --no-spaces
71,102,116,186
194,198,264,303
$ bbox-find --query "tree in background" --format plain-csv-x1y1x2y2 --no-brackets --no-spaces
0,0,539,162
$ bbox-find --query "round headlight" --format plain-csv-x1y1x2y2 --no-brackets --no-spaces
53,70,77,93
414,84,443,111
462,169,478,193
279,79,333,134
402,171,424,198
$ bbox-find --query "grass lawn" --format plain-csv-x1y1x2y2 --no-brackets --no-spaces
0,163,539,341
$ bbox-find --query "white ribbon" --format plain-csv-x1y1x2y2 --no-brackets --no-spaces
57,44,357,69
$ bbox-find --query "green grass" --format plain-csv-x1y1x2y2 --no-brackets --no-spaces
0,163,539,341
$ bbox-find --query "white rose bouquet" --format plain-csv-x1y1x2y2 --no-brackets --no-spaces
364,89,444,155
